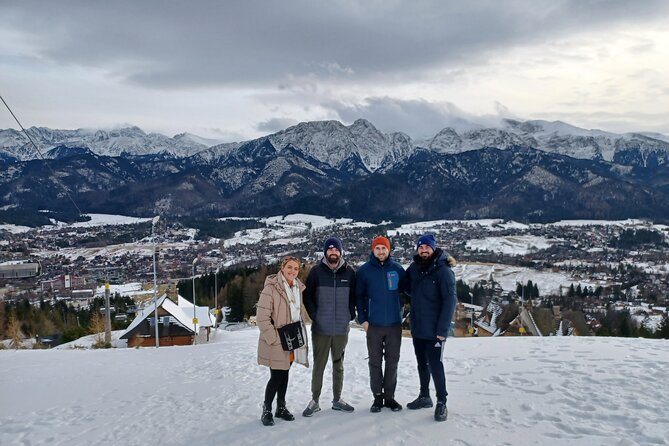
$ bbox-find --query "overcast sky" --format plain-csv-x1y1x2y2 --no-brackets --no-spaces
1,0,668,141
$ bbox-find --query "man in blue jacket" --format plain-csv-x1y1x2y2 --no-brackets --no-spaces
356,236,405,413
302,236,356,417
404,233,457,422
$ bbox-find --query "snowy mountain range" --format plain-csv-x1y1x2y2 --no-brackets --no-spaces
0,126,212,161
3,118,669,170
2,118,669,224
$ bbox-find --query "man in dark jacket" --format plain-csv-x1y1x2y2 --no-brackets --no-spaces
356,236,405,413
403,233,457,422
302,236,356,417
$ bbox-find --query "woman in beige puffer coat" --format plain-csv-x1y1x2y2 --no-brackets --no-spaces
257,256,309,426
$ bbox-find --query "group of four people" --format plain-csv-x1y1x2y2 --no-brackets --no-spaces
255,234,457,426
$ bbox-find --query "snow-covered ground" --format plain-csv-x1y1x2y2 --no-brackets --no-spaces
1,328,668,446
223,214,375,248
454,262,605,296
64,214,152,228
92,282,151,298
547,219,649,227
465,235,562,256
388,219,530,236
0,223,32,234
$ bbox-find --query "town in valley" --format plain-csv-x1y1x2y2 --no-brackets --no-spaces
2,213,668,347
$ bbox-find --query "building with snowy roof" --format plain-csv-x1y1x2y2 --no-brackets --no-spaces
120,294,214,347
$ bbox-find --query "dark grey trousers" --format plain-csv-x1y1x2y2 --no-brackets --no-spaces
311,331,349,402
366,324,402,398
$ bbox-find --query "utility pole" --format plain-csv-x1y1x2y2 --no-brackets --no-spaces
214,266,218,328
104,282,111,344
152,216,160,348
192,257,200,345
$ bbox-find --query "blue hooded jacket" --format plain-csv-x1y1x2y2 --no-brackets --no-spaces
356,252,405,327
404,248,457,340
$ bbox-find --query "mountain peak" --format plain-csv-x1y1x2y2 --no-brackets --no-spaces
350,118,375,129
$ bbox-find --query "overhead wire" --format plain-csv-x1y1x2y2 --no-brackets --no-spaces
0,93,160,282
1,93,86,217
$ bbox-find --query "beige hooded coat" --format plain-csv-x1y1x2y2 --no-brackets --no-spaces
256,272,309,370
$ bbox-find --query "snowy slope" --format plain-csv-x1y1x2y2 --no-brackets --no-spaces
1,328,668,446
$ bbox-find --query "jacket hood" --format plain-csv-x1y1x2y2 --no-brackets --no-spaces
321,256,346,272
413,248,457,268
264,272,304,292
263,273,281,290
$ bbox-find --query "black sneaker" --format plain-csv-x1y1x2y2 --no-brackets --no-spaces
407,395,433,410
302,400,320,417
384,397,403,412
370,394,384,413
434,400,448,422
332,398,355,412
261,404,275,426
275,405,295,421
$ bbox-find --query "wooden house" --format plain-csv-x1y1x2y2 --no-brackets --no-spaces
120,294,196,347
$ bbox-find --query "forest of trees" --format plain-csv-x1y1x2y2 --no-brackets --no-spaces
177,262,312,323
3,263,668,348
610,228,667,248
180,218,266,240
0,294,134,348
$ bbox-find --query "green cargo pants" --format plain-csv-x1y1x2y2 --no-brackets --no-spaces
311,331,349,402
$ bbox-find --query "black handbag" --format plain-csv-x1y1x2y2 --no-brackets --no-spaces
277,321,306,351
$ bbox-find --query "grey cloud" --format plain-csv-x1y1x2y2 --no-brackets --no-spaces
2,0,668,89
256,118,299,133
328,97,511,139
536,110,669,135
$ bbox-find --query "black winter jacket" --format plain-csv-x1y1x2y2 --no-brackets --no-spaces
304,258,356,336
404,248,457,340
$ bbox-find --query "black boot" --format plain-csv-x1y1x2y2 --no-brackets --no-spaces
261,403,275,426
434,400,448,422
407,393,433,410
370,394,384,413
275,401,295,421
384,396,403,412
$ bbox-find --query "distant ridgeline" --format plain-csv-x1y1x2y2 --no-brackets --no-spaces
2,119,669,225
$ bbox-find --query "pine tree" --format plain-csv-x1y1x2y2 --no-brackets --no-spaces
657,316,669,339
243,266,267,318
224,277,245,322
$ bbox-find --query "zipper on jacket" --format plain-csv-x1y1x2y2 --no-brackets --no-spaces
383,263,388,324
333,268,337,334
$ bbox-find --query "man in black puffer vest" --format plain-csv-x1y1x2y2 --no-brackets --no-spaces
302,236,357,417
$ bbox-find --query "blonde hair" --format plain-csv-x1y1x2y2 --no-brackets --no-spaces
280,256,301,269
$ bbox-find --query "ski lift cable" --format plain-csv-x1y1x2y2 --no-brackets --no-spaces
1,92,159,222
1,92,86,217
0,93,156,284
1,93,167,343
0,93,110,284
